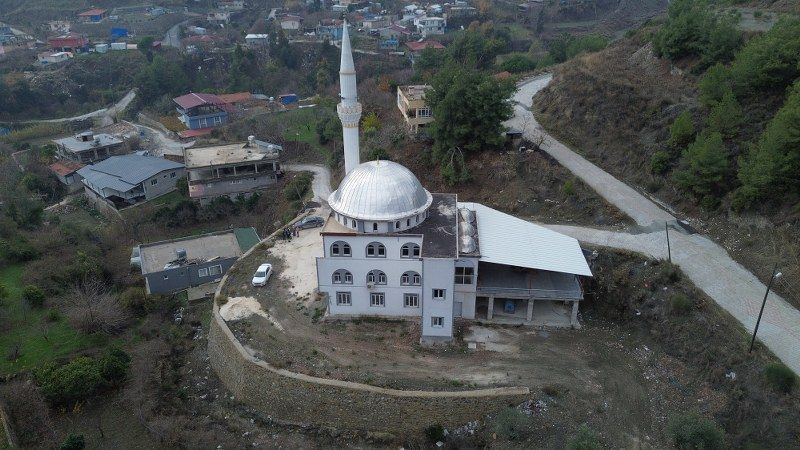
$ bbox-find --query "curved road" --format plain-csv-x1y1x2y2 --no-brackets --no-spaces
12,89,137,125
510,75,800,375
283,163,332,203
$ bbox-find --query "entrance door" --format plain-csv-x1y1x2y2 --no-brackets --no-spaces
453,301,462,318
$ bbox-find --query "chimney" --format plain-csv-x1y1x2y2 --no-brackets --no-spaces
247,135,256,147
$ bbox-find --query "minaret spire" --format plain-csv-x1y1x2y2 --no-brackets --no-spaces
337,20,362,174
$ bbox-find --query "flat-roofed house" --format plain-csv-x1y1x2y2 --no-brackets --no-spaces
184,136,282,205
136,228,260,294
78,154,185,209
397,85,433,133
54,131,124,164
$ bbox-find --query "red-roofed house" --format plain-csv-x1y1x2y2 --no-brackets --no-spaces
174,93,230,130
48,33,89,52
78,8,107,23
49,160,85,192
406,40,445,64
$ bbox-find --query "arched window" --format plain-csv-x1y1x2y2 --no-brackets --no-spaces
332,269,353,284
366,242,386,258
400,243,420,258
330,241,351,257
401,271,421,286
367,270,387,285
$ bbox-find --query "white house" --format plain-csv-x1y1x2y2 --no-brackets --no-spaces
315,23,593,343
414,16,446,36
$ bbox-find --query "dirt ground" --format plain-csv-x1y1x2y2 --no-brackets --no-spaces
215,231,776,448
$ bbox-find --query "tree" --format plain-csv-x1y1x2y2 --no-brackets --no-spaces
63,279,129,335
699,63,732,107
668,414,725,450
362,112,380,134
668,111,696,151
22,285,46,308
426,64,514,183
138,36,155,62
675,131,730,203
60,434,85,450
706,90,743,138
736,80,800,207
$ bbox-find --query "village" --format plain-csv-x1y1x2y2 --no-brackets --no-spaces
1,0,800,449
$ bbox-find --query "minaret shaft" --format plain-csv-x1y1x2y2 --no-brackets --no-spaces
337,21,361,174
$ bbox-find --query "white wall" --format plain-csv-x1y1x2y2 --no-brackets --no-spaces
454,258,478,319
421,258,455,337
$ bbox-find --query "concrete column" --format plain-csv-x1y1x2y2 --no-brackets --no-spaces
526,299,534,322
571,301,579,327
487,296,494,320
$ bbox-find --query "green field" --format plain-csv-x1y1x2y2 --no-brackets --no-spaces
0,265,103,375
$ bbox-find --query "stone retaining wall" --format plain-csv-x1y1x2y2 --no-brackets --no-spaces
207,217,530,435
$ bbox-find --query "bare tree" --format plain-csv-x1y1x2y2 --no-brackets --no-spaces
63,279,129,335
0,380,56,447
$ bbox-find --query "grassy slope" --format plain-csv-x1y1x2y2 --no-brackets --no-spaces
0,265,101,375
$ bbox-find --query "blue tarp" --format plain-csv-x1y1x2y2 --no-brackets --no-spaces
111,27,129,39
279,94,298,105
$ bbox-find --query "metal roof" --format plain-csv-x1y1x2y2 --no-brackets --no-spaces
173,92,224,109
77,154,184,192
328,160,433,221
457,202,592,277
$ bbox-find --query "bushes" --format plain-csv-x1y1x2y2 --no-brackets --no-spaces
60,434,85,450
568,425,602,450
424,423,445,442
548,34,608,63
22,284,46,308
705,90,743,138
119,286,153,316
670,293,693,315
675,132,730,204
491,407,529,441
764,362,797,393
650,151,673,175
725,18,800,96
668,414,725,450
499,54,538,73
284,173,313,202
668,111,696,151
33,348,131,405
0,380,54,447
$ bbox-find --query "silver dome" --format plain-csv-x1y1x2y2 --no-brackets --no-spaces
328,160,433,221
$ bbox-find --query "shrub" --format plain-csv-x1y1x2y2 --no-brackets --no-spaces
699,64,732,107
706,90,743,138
46,309,62,322
668,111,696,151
500,54,538,73
33,348,131,405
650,151,673,175
764,362,797,393
284,173,312,201
670,293,693,315
424,423,445,442
675,132,730,200
0,380,54,447
119,286,152,316
568,425,602,450
22,285,46,308
0,236,39,262
668,414,725,450
491,407,529,441
60,433,85,450
561,179,577,196
725,18,800,96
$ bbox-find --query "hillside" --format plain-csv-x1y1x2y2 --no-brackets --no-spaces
533,21,800,307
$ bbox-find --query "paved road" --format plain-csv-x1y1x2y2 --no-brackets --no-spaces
12,89,137,125
506,74,674,227
283,164,332,203
513,75,800,374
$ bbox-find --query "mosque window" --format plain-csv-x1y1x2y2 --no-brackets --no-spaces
366,242,385,257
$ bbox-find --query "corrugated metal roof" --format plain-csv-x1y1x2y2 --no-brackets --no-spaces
458,202,592,277
173,92,224,109
77,154,184,192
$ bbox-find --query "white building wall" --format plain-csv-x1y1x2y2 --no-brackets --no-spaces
421,258,455,338
318,234,425,317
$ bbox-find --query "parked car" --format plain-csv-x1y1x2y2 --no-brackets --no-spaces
296,216,324,229
251,263,273,286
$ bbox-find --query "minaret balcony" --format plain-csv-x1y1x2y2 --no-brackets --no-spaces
337,102,363,127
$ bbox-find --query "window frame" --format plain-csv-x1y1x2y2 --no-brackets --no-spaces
432,288,445,300
198,267,209,277
401,271,421,286
431,316,444,328
404,293,419,308
367,270,387,285
370,292,385,307
330,241,351,257
366,242,386,258
454,266,474,284
336,291,352,306
208,265,222,276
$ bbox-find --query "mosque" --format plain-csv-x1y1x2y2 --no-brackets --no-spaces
315,23,592,342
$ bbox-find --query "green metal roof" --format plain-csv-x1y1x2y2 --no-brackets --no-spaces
233,227,260,252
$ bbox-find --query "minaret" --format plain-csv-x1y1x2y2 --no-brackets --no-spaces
337,21,362,174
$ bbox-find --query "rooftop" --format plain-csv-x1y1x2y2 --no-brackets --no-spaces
139,228,259,274
173,92,224,109
322,193,458,259
78,8,107,16
77,154,184,193
406,40,445,51
49,160,84,176
399,84,431,101
184,140,281,169
54,132,123,153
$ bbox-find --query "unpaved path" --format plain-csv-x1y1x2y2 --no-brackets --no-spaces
511,75,800,374
12,89,137,125
283,164,332,203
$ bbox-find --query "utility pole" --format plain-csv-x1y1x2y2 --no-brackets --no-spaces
665,222,671,263
749,264,782,353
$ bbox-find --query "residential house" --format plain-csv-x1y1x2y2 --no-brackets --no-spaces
397,85,433,133
414,16,446,36
445,5,477,19
136,228,260,294
245,33,269,46
316,19,350,41
218,0,245,11
279,14,303,33
0,25,15,45
405,39,444,64
78,154,185,209
54,131,125,164
207,11,231,23
360,14,388,30
77,8,107,23
173,93,230,131
37,51,72,64
184,136,282,205
48,160,85,193
47,21,71,33
48,33,89,52
378,24,410,50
